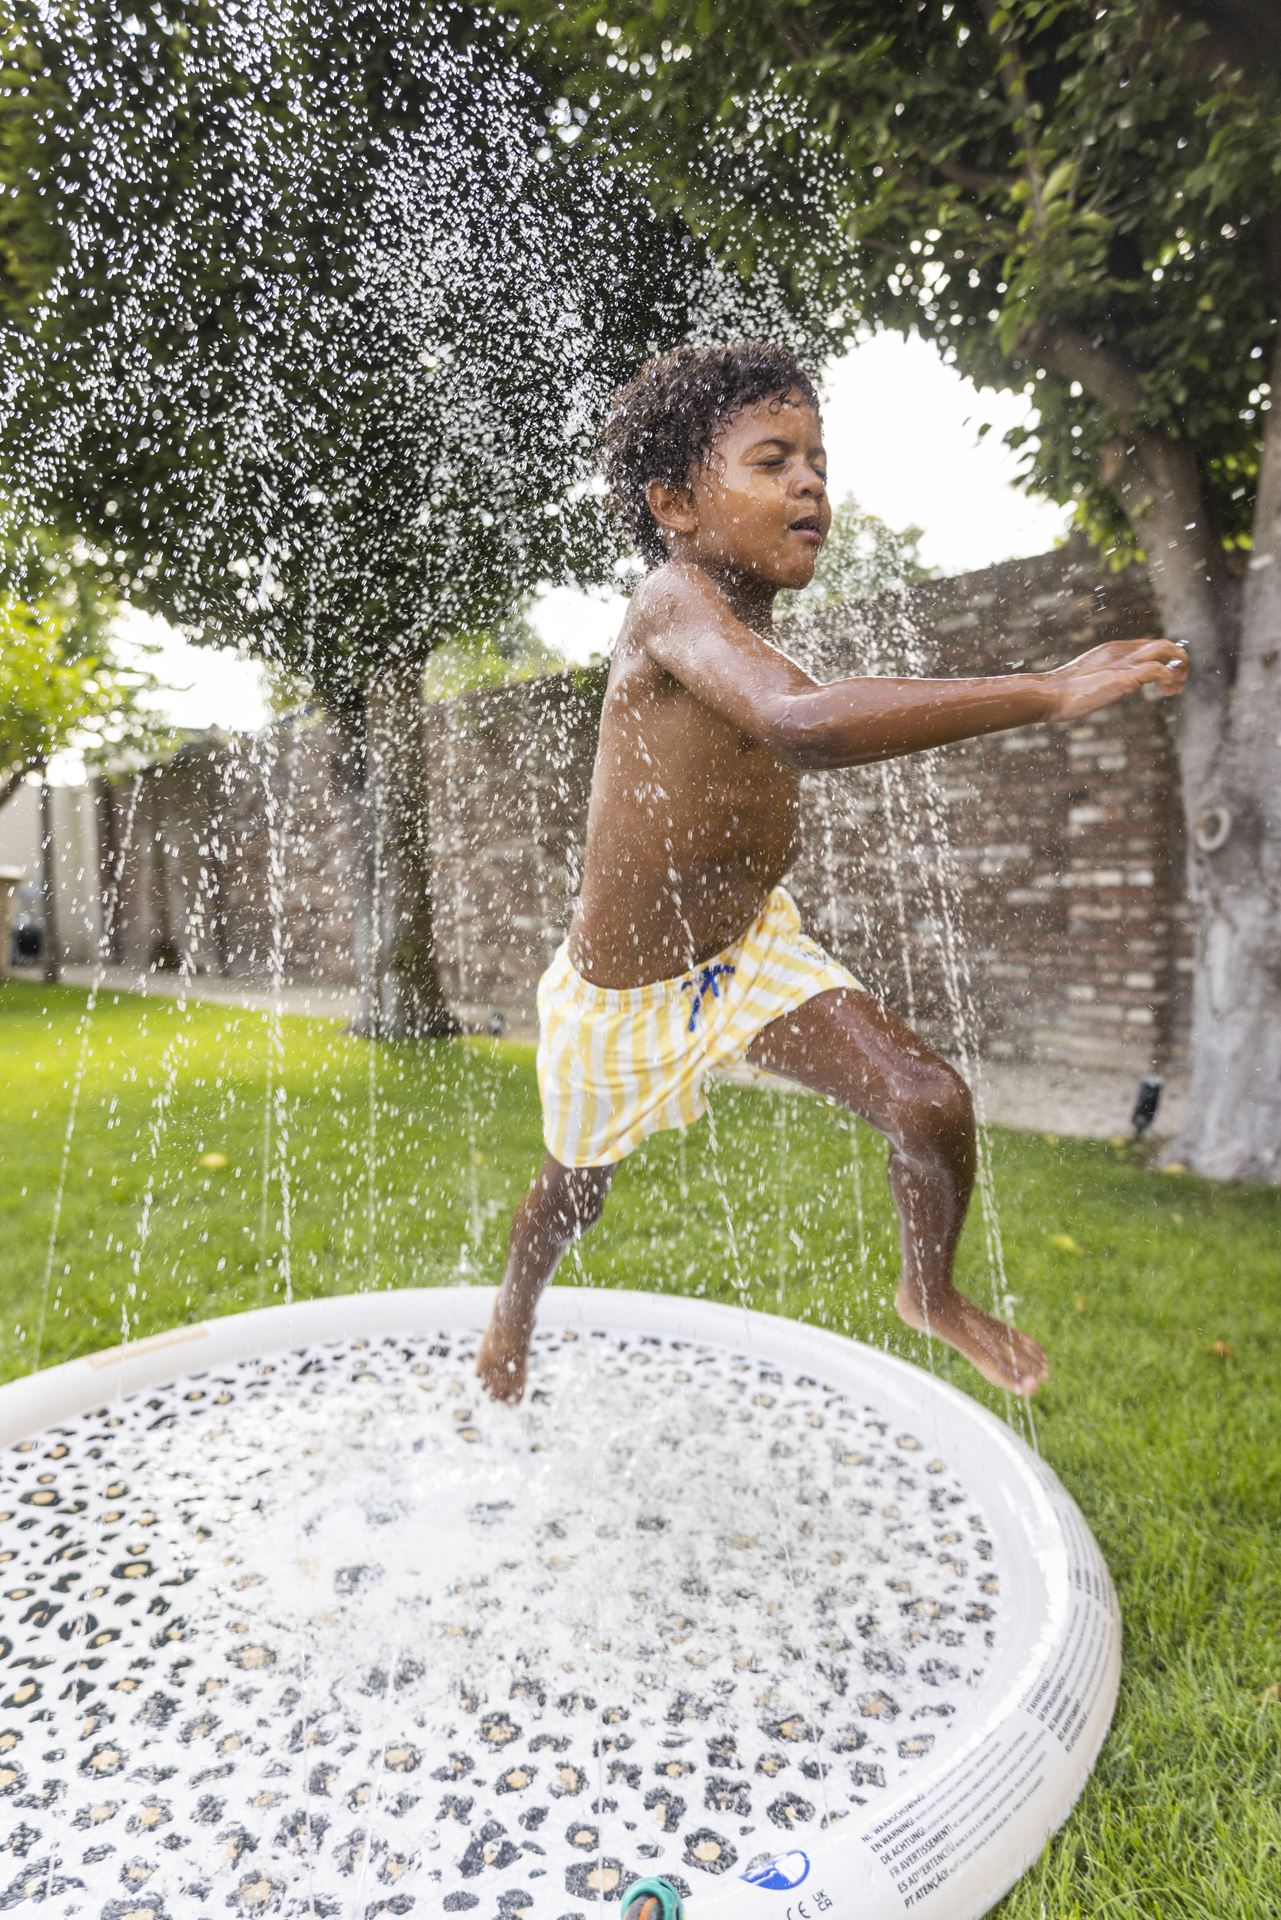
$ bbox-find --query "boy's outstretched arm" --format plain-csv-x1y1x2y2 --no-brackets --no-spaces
774,634,1189,768
640,564,1189,768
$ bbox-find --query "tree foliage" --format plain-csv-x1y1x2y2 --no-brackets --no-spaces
0,1,792,702
0,0,830,1036
510,0,1280,565
0,528,165,807
419,598,566,700
504,0,1281,1180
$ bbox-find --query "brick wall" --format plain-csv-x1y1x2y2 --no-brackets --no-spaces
782,545,1190,1073
104,544,1191,1075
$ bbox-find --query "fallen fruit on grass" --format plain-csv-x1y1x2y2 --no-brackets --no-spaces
199,1151,229,1170
1050,1232,1083,1255
1208,1340,1234,1358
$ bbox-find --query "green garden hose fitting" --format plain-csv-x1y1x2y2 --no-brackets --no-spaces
621,1877,686,1920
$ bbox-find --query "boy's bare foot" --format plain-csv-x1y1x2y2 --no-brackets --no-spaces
476,1303,532,1404
895,1284,1048,1398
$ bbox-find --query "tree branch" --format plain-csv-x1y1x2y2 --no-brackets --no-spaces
1260,210,1281,302
979,0,1047,228
1015,322,1238,736
1014,317,1147,417
1236,323,1281,685
0,766,29,814
910,147,1014,195
1153,0,1281,80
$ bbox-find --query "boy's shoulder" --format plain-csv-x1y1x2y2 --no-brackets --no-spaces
606,564,730,715
624,558,730,644
614,562,728,691
626,560,799,675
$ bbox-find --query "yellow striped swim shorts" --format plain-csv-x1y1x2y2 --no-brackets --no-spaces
536,886,864,1167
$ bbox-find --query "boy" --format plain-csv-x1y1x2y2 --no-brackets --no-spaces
477,341,1187,1404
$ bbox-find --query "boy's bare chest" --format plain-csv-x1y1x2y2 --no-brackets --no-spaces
572,673,803,981
594,685,800,855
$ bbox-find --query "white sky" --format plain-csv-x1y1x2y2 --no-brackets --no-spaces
92,332,1072,747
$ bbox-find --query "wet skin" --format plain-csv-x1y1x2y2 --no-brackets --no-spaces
478,390,1189,1403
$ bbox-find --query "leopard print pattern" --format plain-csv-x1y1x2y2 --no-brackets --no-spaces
0,1328,1002,1914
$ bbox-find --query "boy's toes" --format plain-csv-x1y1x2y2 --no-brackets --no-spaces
1007,1330,1049,1396
476,1345,526,1404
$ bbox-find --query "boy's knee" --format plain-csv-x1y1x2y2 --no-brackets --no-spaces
565,1171,610,1236
529,1162,611,1241
897,1061,974,1162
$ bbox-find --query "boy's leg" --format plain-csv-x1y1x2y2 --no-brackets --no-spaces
477,1153,617,1403
745,988,1047,1396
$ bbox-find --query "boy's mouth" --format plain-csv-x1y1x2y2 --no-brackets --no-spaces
787,513,823,546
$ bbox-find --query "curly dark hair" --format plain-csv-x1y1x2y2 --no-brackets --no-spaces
597,340,821,569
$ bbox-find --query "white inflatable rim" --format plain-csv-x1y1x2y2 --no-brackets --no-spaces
0,1286,1121,1920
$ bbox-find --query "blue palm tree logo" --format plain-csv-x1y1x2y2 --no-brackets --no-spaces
740,1849,811,1890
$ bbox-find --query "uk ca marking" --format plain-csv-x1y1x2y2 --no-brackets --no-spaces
782,1897,834,1919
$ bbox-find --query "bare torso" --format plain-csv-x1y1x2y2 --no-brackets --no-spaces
567,588,801,986
481,370,1186,1412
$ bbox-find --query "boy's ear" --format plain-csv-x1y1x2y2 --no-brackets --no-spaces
646,476,698,539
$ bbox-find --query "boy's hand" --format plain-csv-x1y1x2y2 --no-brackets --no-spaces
1041,637,1189,721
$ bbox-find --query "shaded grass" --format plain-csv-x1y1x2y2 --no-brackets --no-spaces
1,978,1278,1914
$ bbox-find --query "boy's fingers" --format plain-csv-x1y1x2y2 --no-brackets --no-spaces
1128,641,1188,688
1131,637,1184,665
1140,658,1186,700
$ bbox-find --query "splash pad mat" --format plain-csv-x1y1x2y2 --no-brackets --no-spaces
0,1288,1119,1918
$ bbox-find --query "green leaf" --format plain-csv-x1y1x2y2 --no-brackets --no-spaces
1041,156,1075,204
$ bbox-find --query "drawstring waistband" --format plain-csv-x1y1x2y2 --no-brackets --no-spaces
681,961,735,1031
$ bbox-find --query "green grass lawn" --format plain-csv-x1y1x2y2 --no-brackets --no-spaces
2,977,1278,1915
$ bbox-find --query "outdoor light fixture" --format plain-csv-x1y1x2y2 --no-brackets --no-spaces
1131,1072,1164,1137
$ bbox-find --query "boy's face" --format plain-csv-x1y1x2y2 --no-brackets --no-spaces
650,388,830,589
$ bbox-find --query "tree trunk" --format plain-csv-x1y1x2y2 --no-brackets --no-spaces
38,768,61,985
1027,320,1281,1178
1099,397,1280,1182
0,766,27,814
1180,851,1281,1180
1172,335,1281,1182
93,775,125,966
144,781,178,971
348,652,459,1040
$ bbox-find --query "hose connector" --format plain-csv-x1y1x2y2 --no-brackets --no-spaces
621,1877,687,1920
